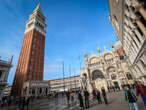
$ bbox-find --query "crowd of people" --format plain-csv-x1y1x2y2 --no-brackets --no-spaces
64,87,108,110
0,81,146,110
64,81,146,110
124,81,146,110
0,96,12,108
17,96,30,110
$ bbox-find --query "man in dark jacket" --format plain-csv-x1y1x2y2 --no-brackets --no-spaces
78,90,84,110
101,87,108,105
26,97,30,110
96,89,102,104
84,89,89,108
66,91,70,108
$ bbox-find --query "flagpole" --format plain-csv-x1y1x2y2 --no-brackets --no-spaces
79,54,81,69
78,53,83,90
63,61,65,92
69,65,71,91
74,68,76,92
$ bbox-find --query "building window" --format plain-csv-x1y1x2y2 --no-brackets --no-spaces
113,15,119,32
0,70,2,79
126,73,133,80
120,56,124,60
111,74,117,80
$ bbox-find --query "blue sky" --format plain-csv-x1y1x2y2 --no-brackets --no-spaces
0,0,117,85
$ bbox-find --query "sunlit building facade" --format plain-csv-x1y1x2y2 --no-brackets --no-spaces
50,75,81,92
0,57,13,100
108,0,146,84
22,80,50,97
80,42,134,92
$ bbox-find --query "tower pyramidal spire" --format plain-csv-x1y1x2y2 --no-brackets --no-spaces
33,0,44,15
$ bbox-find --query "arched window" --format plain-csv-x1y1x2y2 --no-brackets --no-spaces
111,74,117,80
39,88,42,94
92,70,104,80
46,88,48,94
83,73,87,79
32,88,35,94
126,73,133,80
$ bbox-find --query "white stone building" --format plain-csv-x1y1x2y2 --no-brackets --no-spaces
108,0,146,84
22,80,50,97
49,75,81,92
0,57,13,100
80,42,134,92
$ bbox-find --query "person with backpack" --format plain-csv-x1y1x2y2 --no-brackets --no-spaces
125,86,139,110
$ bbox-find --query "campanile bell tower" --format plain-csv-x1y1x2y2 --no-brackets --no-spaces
12,2,46,96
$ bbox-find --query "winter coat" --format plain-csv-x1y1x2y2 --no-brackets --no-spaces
125,90,137,103
136,85,146,96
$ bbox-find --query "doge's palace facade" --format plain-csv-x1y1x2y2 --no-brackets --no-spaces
80,42,134,92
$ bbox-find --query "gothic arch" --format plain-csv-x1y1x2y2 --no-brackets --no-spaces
82,73,87,79
90,56,100,64
91,70,104,81
104,52,114,62
106,66,117,74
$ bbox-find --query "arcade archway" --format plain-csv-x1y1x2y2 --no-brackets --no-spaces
91,70,104,81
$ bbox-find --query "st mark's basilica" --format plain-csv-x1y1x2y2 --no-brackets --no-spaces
80,41,134,92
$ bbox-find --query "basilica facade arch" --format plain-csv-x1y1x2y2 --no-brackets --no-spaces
80,43,134,92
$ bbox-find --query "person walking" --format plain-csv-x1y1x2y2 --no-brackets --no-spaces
1,99,4,108
66,91,70,108
71,92,74,106
17,96,22,110
125,86,139,110
26,97,30,110
21,97,25,110
84,89,89,108
92,89,96,101
96,89,102,104
101,87,108,105
78,90,84,110
135,81,146,106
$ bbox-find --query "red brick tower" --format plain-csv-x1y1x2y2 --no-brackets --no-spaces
11,2,46,96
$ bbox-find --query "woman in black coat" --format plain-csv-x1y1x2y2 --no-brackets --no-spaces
78,91,84,110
